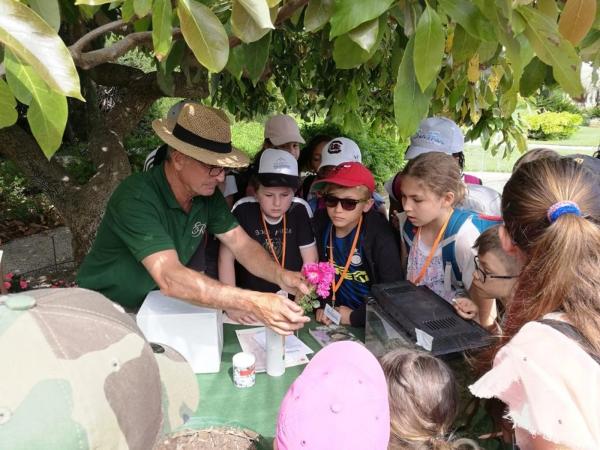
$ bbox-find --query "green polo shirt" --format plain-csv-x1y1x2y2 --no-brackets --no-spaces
77,165,238,309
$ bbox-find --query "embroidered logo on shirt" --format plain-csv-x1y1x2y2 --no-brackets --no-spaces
351,250,362,266
192,222,206,238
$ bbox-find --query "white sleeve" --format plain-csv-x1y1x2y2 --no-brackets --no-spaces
222,174,238,198
454,219,479,290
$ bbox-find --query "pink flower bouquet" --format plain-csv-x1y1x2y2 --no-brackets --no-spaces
298,262,335,314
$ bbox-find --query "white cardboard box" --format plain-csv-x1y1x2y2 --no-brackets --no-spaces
136,290,223,374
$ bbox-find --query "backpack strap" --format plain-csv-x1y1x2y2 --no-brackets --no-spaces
440,209,473,284
538,319,600,366
399,212,414,250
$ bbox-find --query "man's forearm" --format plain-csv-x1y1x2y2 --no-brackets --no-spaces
160,264,259,313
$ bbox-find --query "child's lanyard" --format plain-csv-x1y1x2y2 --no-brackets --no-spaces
261,212,286,269
328,215,363,306
410,209,453,285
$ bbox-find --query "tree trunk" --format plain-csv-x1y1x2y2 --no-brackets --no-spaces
0,65,210,264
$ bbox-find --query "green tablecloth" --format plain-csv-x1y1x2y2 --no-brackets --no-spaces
190,321,363,441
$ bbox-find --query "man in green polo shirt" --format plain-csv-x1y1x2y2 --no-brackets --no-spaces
78,103,309,335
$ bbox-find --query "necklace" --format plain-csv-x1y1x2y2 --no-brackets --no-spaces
261,212,286,268
328,215,363,305
410,209,453,285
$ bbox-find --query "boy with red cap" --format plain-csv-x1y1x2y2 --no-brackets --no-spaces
311,162,403,327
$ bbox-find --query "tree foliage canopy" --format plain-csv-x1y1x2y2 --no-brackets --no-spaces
0,0,598,260
0,0,598,158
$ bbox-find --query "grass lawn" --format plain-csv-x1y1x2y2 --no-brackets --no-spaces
464,145,595,173
230,119,598,174
529,126,600,147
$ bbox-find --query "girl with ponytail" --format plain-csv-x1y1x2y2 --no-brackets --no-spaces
470,157,600,450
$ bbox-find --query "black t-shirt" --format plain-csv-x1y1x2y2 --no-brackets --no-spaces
232,197,316,292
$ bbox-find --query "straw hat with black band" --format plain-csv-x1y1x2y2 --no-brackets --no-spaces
152,102,250,168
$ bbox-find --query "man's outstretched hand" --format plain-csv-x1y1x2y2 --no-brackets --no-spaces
251,291,309,335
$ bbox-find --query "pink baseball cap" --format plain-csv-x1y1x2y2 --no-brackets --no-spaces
275,341,390,450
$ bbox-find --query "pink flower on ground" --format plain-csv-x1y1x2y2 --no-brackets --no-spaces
19,279,28,290
2,281,11,290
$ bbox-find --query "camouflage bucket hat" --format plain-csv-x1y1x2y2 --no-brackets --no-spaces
0,288,199,450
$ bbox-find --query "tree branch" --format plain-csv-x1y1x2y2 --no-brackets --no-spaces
229,0,309,48
71,27,183,70
71,0,308,69
69,19,129,55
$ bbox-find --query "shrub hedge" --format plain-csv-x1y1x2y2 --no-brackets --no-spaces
525,111,583,140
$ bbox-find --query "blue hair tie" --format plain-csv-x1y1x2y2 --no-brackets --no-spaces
547,201,581,223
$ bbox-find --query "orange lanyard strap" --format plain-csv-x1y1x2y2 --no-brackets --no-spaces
261,212,286,269
410,209,453,285
328,215,363,305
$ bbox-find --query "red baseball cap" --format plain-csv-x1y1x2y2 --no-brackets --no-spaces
311,162,375,193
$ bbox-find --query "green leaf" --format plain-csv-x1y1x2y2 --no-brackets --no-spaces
236,0,274,29
414,5,445,93
348,18,379,52
4,51,67,157
394,37,435,139
28,86,68,159
28,0,61,31
438,0,496,42
152,0,173,61
226,46,244,79
0,0,82,100
449,77,467,110
538,0,559,21
231,0,274,43
519,6,584,98
243,33,271,86
74,0,113,5
329,0,394,38
133,0,152,18
580,30,600,65
157,58,174,96
177,0,229,73
121,0,135,22
283,84,297,107
4,50,33,104
452,24,480,64
133,15,150,32
477,41,499,63
0,78,18,129
333,34,370,69
304,0,333,32
231,0,272,43
519,57,548,97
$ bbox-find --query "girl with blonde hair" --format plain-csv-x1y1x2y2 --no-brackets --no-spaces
470,157,600,449
380,349,478,450
398,152,483,303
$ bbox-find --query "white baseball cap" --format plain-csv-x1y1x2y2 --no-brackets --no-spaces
258,148,299,188
264,115,305,146
404,117,464,160
319,137,362,169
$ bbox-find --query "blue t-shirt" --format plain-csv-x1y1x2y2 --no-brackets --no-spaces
325,224,370,310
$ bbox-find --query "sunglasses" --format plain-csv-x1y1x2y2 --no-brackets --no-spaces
474,255,519,283
323,194,366,211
